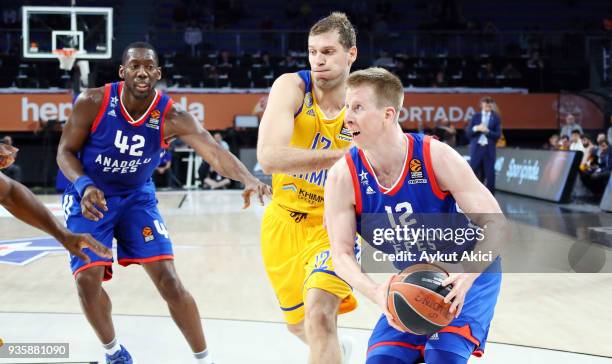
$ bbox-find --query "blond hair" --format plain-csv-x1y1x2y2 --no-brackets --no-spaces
309,12,356,50
347,67,404,113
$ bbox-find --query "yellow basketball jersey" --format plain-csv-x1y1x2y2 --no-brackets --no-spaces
271,70,352,218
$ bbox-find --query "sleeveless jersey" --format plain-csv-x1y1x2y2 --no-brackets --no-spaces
271,70,352,218
346,133,480,269
79,81,173,196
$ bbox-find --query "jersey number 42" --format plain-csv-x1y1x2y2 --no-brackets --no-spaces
114,130,145,157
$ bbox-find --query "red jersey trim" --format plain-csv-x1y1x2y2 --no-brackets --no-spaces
118,254,174,266
73,261,113,281
90,83,111,133
439,324,482,353
367,341,425,356
344,153,362,215
118,81,161,126
357,134,412,196
423,135,450,200
160,98,174,149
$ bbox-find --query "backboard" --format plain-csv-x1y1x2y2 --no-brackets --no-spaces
22,6,113,60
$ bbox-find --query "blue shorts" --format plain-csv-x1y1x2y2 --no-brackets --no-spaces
367,258,502,363
63,185,173,281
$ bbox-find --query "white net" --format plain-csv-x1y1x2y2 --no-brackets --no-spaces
53,48,78,71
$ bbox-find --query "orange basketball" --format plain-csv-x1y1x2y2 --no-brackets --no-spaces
387,264,454,335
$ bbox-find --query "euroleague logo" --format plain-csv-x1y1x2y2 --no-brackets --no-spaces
142,226,154,242
409,159,423,178
146,109,161,130
409,158,427,184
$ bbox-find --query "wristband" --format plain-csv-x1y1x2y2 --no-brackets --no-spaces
74,175,95,197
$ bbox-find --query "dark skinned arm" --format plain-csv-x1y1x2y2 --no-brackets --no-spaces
0,165,111,261
56,88,108,221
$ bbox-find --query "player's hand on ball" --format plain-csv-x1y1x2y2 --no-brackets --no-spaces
376,275,406,332
61,232,112,262
81,186,108,221
442,273,480,318
0,143,18,169
242,178,272,209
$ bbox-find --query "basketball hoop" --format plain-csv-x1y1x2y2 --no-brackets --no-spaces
53,48,78,71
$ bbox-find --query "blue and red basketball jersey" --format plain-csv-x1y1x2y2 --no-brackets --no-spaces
346,133,502,358
346,133,483,267
75,81,173,196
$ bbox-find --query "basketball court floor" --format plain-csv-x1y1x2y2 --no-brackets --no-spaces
1,190,611,364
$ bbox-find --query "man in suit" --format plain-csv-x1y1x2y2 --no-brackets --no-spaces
466,96,502,193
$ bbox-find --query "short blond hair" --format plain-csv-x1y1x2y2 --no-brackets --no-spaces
347,67,404,112
309,12,356,50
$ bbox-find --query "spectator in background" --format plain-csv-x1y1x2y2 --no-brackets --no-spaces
184,20,203,57
478,61,496,84
466,96,502,193
199,133,231,189
559,135,571,150
596,133,607,158
373,51,395,68
607,114,612,145
543,134,559,150
1,136,22,182
527,50,544,69
560,113,583,138
580,139,611,195
431,70,448,87
569,130,585,152
501,62,522,79
214,132,230,151
153,149,174,189
433,117,457,146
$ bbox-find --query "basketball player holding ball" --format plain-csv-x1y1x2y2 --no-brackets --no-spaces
325,68,505,364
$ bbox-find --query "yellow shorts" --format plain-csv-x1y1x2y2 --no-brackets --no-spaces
261,202,358,324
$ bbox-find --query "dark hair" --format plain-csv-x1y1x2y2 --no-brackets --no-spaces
309,12,356,50
561,135,569,140
479,96,494,104
571,130,581,135
122,42,158,65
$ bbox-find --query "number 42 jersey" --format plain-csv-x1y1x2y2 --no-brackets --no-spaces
78,81,173,196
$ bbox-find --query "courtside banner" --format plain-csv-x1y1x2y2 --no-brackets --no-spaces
456,147,581,202
1,91,558,131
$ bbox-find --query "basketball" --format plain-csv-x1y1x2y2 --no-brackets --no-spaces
387,264,454,335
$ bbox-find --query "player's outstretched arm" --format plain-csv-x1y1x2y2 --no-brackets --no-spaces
325,158,405,331
164,104,271,208
0,172,111,261
56,88,108,221
257,73,346,174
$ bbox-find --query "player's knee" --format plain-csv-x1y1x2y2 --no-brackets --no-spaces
424,349,468,364
157,275,189,304
304,305,336,337
75,270,103,301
